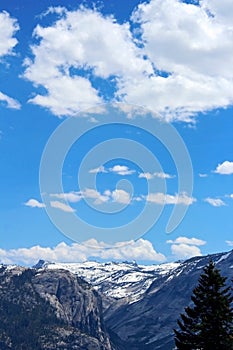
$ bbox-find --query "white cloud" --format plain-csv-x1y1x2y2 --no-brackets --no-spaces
126,0,233,121
0,12,21,110
24,199,45,208
50,191,82,203
199,173,208,178
154,172,174,179
139,172,154,180
22,2,233,121
146,192,196,205
214,161,233,175
50,200,76,212
50,188,195,207
111,189,131,204
167,236,206,246
50,189,109,205
89,165,106,174
97,239,166,262
51,188,134,205
0,91,21,109
89,165,136,176
170,243,202,260
139,172,174,179
109,165,136,176
204,197,226,207
81,188,110,204
167,235,206,259
0,239,166,265
202,0,233,26
226,240,233,247
23,7,150,117
0,11,18,57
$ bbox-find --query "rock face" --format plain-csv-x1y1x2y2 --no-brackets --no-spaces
0,266,113,350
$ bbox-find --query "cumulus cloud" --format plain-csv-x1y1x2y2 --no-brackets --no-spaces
22,1,233,121
127,0,233,121
214,161,233,175
0,12,21,109
167,235,207,259
170,243,202,260
112,189,131,204
109,165,136,176
0,239,166,266
24,199,45,208
146,192,196,205
50,200,76,212
139,172,174,179
23,7,150,116
204,197,226,207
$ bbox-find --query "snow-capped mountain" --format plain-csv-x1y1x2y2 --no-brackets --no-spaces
35,260,181,302
34,250,233,350
35,250,232,305
1,250,232,350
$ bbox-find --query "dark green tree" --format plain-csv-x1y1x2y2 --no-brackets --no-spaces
174,261,233,350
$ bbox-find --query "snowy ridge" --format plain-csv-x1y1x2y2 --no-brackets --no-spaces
38,260,181,302
35,250,233,303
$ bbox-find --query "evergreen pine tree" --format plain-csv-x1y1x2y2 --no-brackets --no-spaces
174,260,233,350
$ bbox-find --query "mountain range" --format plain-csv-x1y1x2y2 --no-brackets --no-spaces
0,250,232,349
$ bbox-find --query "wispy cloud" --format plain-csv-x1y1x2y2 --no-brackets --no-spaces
167,236,206,246
214,161,233,175
226,240,233,247
50,200,76,213
50,191,82,203
0,91,21,109
146,192,196,205
89,166,107,174
139,172,174,180
204,197,226,207
0,239,166,265
24,199,45,208
199,173,208,178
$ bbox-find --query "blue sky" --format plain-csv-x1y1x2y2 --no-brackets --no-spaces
0,0,233,265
